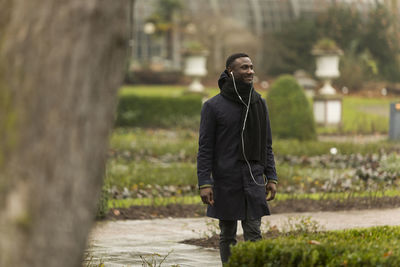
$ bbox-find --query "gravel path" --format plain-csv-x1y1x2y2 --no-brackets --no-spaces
85,207,400,267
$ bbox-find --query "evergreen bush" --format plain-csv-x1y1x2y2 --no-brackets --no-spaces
266,75,316,140
96,188,109,219
115,94,202,128
227,226,400,267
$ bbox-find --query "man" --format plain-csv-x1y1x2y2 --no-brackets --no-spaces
197,53,278,264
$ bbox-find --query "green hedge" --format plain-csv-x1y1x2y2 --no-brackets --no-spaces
115,94,203,128
227,226,400,267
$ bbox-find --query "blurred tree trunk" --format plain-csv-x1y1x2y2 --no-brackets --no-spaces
0,1,128,267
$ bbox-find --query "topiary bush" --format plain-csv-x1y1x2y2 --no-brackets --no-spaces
227,226,400,267
266,75,316,140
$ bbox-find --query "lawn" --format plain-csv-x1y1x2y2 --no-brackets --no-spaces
317,96,398,134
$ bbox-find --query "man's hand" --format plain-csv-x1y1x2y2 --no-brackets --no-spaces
199,187,214,206
266,182,277,201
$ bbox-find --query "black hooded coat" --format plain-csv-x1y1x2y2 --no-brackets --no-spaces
197,71,278,220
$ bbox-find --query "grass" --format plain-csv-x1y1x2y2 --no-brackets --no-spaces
317,96,399,134
119,85,219,98
109,195,202,208
277,163,351,187
119,85,187,97
275,189,400,201
107,189,400,209
104,160,197,189
109,128,198,157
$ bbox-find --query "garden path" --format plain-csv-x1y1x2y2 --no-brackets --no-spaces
318,134,386,143
86,207,400,267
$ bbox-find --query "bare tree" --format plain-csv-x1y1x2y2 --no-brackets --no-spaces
186,14,261,74
0,1,128,266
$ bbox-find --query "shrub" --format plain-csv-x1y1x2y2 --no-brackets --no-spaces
115,94,202,128
379,153,400,174
96,188,109,219
312,38,341,53
267,75,316,140
334,42,378,92
227,226,400,267
125,70,183,84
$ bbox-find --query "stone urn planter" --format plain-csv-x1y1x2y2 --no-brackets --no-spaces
183,42,208,94
312,39,343,126
313,53,342,95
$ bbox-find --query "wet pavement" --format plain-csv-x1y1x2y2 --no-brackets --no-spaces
85,207,400,267
85,218,220,267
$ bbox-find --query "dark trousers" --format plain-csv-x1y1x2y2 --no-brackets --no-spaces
219,218,262,264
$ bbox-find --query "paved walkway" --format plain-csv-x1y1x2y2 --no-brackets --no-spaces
85,208,400,267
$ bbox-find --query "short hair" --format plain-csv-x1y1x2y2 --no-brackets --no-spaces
225,53,249,69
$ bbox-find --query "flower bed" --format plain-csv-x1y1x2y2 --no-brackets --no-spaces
97,128,400,218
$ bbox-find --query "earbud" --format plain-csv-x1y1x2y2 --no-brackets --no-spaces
230,71,235,81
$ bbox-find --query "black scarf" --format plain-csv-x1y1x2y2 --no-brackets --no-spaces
218,70,267,165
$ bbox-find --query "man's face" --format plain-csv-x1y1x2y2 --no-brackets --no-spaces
228,57,255,84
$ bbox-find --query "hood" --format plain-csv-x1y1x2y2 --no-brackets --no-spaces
218,70,230,90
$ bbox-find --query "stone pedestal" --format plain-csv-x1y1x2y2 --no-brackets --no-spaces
312,49,343,127
313,94,342,126
389,102,400,140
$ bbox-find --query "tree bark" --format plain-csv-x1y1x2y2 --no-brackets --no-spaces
0,1,128,266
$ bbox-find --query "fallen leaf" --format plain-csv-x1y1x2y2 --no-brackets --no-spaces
113,209,120,216
269,225,279,232
308,240,321,245
384,251,393,257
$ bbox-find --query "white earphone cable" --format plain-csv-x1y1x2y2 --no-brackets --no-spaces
231,72,268,187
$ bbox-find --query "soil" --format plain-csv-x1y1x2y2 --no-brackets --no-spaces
182,234,221,249
269,196,400,213
105,204,206,220
181,229,284,249
105,196,400,221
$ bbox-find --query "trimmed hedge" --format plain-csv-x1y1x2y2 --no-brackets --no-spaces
227,226,400,267
267,75,316,140
115,94,203,128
